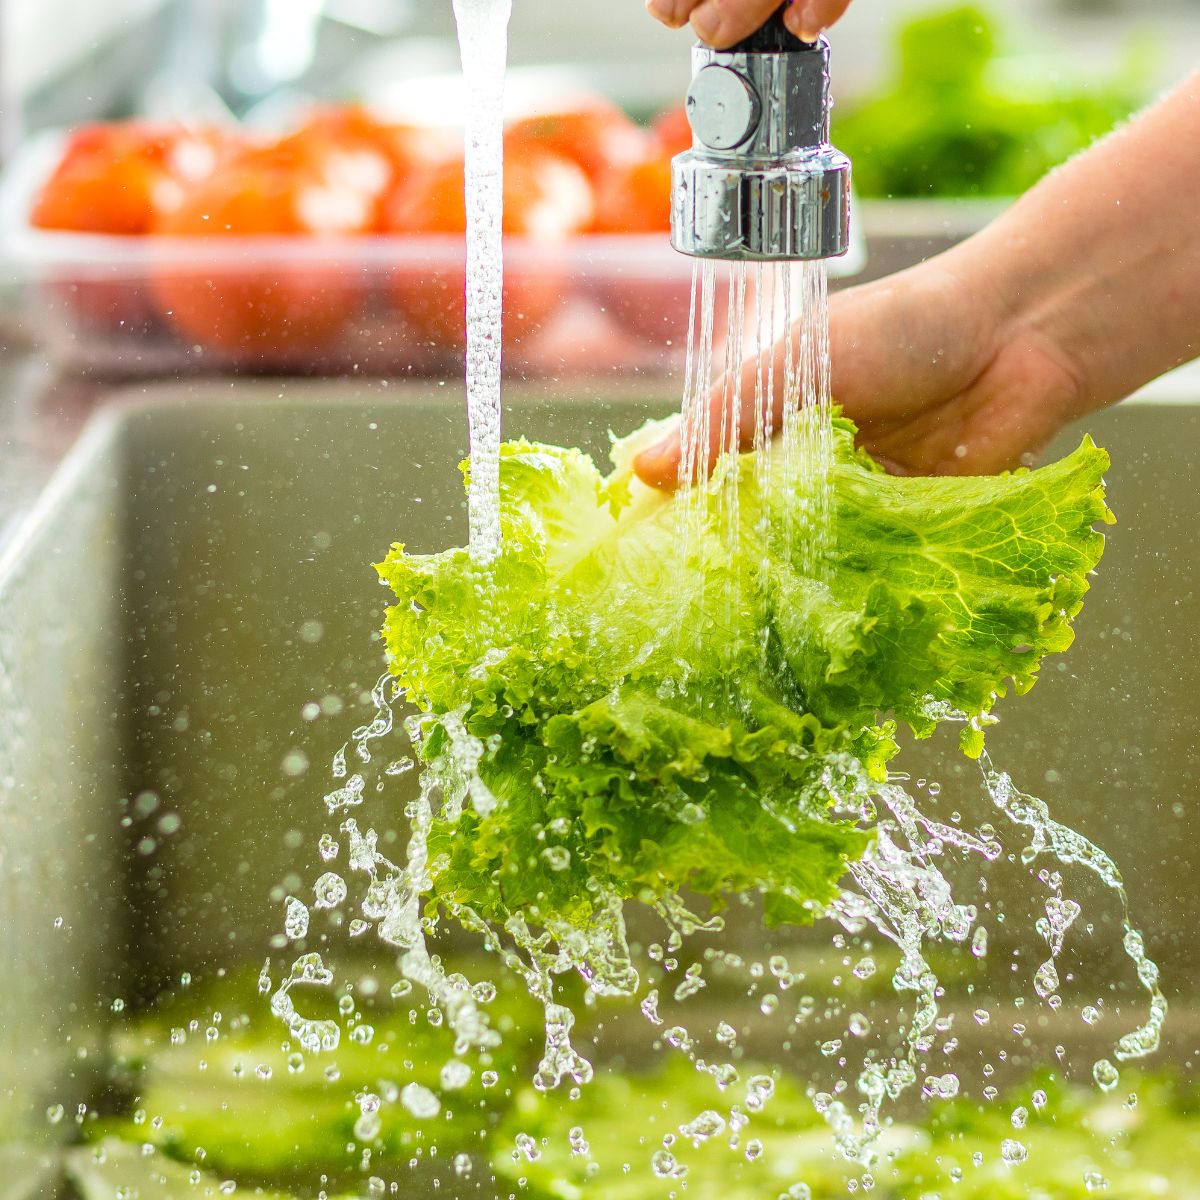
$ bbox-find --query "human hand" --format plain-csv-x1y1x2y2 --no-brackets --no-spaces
634,255,1088,485
646,0,852,47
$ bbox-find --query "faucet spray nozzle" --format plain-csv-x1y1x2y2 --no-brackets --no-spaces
669,10,851,261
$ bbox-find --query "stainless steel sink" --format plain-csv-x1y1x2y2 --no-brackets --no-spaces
2,376,1198,1196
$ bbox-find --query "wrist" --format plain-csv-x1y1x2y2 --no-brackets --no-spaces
938,221,1097,425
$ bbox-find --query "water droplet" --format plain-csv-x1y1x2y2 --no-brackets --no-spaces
313,872,347,910
1001,1139,1027,1165
514,1133,540,1162
400,1083,440,1119
441,1060,473,1090
679,1110,725,1144
283,897,309,940
651,1149,678,1177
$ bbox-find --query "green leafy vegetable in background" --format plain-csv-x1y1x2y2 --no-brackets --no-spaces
495,1061,1200,1200
377,414,1110,944
96,964,543,1187
834,4,1152,197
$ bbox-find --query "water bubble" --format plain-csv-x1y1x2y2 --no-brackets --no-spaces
568,1126,589,1156
716,1022,738,1045
851,956,876,980
1093,1059,1120,1092
848,1013,870,1037
745,1139,764,1161
1084,1171,1109,1192
973,1008,990,1026
971,926,988,957
390,979,413,999
287,1052,304,1074
481,1070,499,1089
1082,1005,1101,1025
46,1104,64,1125
1032,1088,1048,1111
453,1153,472,1178
350,1024,375,1045
318,834,339,862
1011,1105,1028,1129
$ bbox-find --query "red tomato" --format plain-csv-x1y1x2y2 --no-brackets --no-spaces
383,148,593,351
592,155,673,234
652,105,694,160
32,121,237,334
504,98,648,190
32,120,233,234
283,106,449,230
150,142,374,356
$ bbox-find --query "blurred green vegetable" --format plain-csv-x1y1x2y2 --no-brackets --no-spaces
96,962,543,1188
495,1061,1200,1199
834,4,1153,197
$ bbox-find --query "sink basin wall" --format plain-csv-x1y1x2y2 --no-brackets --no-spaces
1,377,1198,1179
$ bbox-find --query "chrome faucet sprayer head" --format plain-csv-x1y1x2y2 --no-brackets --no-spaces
669,7,851,261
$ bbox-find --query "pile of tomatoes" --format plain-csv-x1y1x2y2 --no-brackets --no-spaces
31,100,691,363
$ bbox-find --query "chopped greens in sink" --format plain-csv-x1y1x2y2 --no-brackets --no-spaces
81,976,1200,1200
375,413,1110,961
93,963,543,1186
496,1062,1200,1200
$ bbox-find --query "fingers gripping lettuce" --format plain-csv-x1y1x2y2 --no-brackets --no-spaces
377,415,1110,954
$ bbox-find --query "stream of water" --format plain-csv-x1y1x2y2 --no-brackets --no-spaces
452,0,512,564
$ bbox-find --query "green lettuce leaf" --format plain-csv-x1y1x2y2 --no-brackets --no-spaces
377,415,1110,941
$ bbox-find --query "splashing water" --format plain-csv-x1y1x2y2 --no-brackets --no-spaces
270,78,1164,1193
452,0,513,564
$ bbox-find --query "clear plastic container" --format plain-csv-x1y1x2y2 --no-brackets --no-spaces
0,133,866,378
